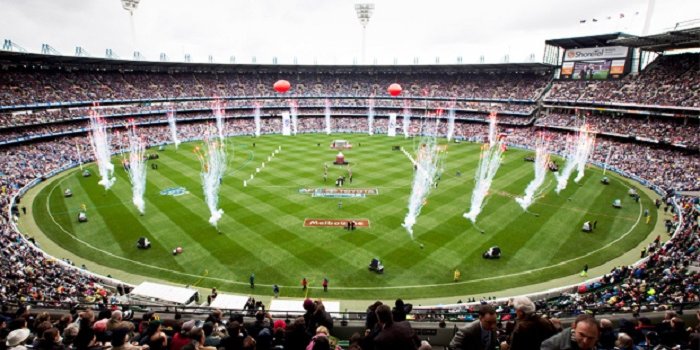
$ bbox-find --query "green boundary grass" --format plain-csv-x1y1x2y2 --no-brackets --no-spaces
25,134,656,300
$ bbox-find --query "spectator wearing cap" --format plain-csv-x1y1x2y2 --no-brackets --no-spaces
271,319,286,348
311,301,333,336
169,321,190,350
302,299,316,336
6,328,30,350
92,319,109,343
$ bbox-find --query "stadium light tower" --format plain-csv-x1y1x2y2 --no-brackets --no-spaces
122,0,141,60
355,3,374,64
121,0,140,15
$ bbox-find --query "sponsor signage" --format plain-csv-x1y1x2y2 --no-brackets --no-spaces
299,188,379,196
304,219,370,227
159,187,189,196
563,46,629,62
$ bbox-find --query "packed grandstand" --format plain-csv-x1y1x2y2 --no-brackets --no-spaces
0,28,698,349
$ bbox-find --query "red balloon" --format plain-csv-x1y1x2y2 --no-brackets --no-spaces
387,83,402,96
273,80,291,93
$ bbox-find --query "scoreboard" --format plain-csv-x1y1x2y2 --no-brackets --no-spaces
560,46,631,80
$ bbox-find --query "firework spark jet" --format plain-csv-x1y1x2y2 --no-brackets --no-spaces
88,109,116,190
195,137,228,228
464,113,505,223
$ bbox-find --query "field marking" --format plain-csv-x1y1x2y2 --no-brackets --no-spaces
43,167,644,291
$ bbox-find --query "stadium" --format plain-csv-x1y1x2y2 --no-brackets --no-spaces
0,1,699,349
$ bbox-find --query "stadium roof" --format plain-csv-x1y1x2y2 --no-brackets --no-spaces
607,26,700,52
544,33,635,49
0,51,555,74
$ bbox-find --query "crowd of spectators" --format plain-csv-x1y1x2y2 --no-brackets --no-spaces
0,69,549,108
546,53,700,107
0,302,364,350
0,117,697,309
0,294,698,350
0,110,537,144
0,100,534,131
449,298,700,350
0,57,698,348
7,102,699,148
536,112,700,148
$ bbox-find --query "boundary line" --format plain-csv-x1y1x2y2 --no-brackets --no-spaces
43,166,643,291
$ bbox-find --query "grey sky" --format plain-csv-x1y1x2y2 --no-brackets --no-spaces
0,0,697,65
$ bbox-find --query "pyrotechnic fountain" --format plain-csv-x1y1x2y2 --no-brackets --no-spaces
254,103,261,137
290,100,298,135
167,110,180,149
401,119,445,238
324,99,332,135
446,107,455,141
88,109,116,190
402,103,411,138
125,121,147,214
194,135,228,228
555,124,596,194
464,112,505,225
515,135,550,211
213,100,225,141
367,97,375,135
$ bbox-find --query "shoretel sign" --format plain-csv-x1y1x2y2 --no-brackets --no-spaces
563,46,628,62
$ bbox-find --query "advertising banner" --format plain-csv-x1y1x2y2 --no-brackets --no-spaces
563,46,629,62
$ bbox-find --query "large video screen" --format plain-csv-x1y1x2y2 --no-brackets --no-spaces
560,46,629,80
561,59,626,80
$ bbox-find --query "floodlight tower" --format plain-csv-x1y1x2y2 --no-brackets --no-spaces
121,0,140,15
355,3,374,64
122,0,141,58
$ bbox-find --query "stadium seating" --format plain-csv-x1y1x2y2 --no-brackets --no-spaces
545,53,700,107
0,54,698,349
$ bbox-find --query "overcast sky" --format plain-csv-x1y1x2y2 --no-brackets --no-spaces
1,0,697,65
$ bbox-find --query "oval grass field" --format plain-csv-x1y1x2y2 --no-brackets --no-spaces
29,133,655,300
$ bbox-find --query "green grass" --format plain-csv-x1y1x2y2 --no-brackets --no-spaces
30,133,655,299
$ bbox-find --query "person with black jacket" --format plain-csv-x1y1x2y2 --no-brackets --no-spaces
449,305,498,350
